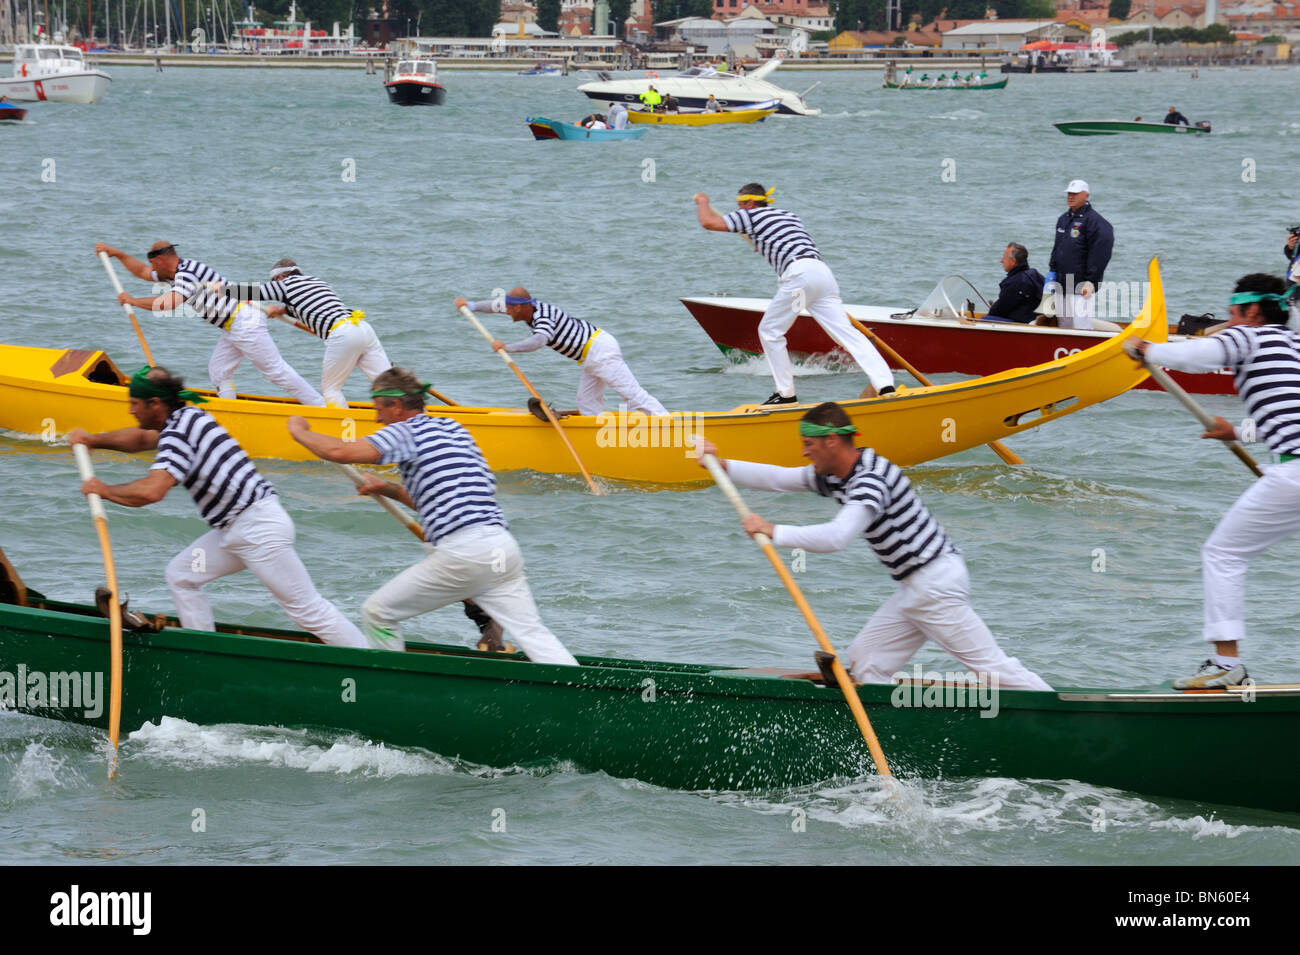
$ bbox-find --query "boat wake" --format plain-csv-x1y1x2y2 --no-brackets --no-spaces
125,716,562,780
719,351,854,378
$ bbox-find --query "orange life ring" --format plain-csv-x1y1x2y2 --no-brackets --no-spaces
645,70,658,78
20,63,27,77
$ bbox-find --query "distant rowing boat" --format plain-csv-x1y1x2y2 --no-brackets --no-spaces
883,76,1008,90
625,104,776,125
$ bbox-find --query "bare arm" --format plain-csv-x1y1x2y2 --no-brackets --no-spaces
287,416,382,464
67,426,161,453
694,194,730,232
356,472,417,511
82,469,177,508
95,242,154,282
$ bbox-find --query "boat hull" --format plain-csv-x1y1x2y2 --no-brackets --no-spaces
524,117,645,141
1055,120,1208,136
2,596,1296,813
680,292,1234,396
626,107,775,125
385,80,445,105
0,259,1167,481
0,70,111,103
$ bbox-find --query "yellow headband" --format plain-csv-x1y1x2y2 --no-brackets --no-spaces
737,187,775,204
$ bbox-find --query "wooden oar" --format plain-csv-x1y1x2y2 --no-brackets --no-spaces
698,450,893,780
457,303,603,495
98,251,156,365
848,315,1025,466
72,443,124,779
1141,362,1263,478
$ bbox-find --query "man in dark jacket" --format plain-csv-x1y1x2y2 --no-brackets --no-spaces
1164,106,1189,125
1048,179,1114,329
984,243,1044,323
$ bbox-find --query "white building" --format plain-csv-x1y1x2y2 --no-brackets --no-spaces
940,20,1074,50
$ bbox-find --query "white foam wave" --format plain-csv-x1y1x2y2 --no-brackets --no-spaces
719,351,854,378
7,741,80,801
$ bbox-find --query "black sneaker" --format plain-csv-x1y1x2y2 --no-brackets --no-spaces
878,385,896,396
761,392,798,405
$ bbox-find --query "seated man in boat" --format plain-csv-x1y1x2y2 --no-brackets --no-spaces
68,366,368,649
286,367,579,666
662,93,680,113
1127,274,1300,690
982,243,1045,324
694,183,895,404
212,258,391,409
581,113,610,129
455,289,668,418
95,241,325,406
1164,106,1189,126
695,403,1051,690
704,94,722,112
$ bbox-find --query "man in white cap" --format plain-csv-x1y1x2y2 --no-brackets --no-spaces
1047,180,1114,330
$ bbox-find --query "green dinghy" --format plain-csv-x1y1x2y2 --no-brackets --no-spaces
0,590,1295,813
1054,119,1211,136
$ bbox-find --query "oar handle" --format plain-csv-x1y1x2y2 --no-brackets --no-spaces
699,448,892,779
73,443,107,520
1144,363,1263,478
99,251,156,366
332,462,425,540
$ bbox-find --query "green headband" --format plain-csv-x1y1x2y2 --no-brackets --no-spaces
1229,289,1296,307
799,421,859,437
372,383,432,400
128,366,208,404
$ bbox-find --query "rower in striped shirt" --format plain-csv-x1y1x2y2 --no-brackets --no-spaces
94,241,325,406
456,289,668,417
287,367,579,665
1129,273,1300,689
220,258,392,408
68,366,368,649
697,401,1051,690
694,184,895,405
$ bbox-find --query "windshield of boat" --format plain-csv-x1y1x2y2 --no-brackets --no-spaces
676,67,735,80
911,275,991,320
45,48,84,62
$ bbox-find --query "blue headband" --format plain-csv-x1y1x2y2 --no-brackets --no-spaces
505,294,536,306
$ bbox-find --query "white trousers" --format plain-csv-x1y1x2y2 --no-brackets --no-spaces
208,304,326,406
322,320,391,408
1202,460,1300,644
164,497,369,648
759,258,894,397
576,332,668,417
361,524,579,666
846,552,1052,690
1052,288,1095,330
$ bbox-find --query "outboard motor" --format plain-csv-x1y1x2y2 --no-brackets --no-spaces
1196,120,1212,132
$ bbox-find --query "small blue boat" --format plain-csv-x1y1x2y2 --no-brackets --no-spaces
526,116,645,141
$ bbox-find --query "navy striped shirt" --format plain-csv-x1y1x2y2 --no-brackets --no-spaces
151,406,275,528
723,207,821,277
812,449,951,580
1215,325,1300,455
157,258,237,327
365,416,507,544
512,301,598,363
240,273,352,341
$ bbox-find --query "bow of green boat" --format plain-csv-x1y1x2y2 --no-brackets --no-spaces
0,595,1295,813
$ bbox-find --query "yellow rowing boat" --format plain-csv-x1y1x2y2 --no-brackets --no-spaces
625,107,776,126
0,259,1166,485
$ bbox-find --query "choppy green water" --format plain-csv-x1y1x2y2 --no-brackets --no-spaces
2,65,1299,864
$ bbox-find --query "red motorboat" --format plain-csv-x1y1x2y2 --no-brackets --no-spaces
0,99,28,121
680,275,1236,395
384,58,445,106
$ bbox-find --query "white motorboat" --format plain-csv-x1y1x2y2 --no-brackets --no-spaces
577,60,820,117
0,45,111,104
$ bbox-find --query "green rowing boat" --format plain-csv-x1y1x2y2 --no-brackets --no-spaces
1053,120,1211,136
1,589,1296,813
882,77,1008,90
